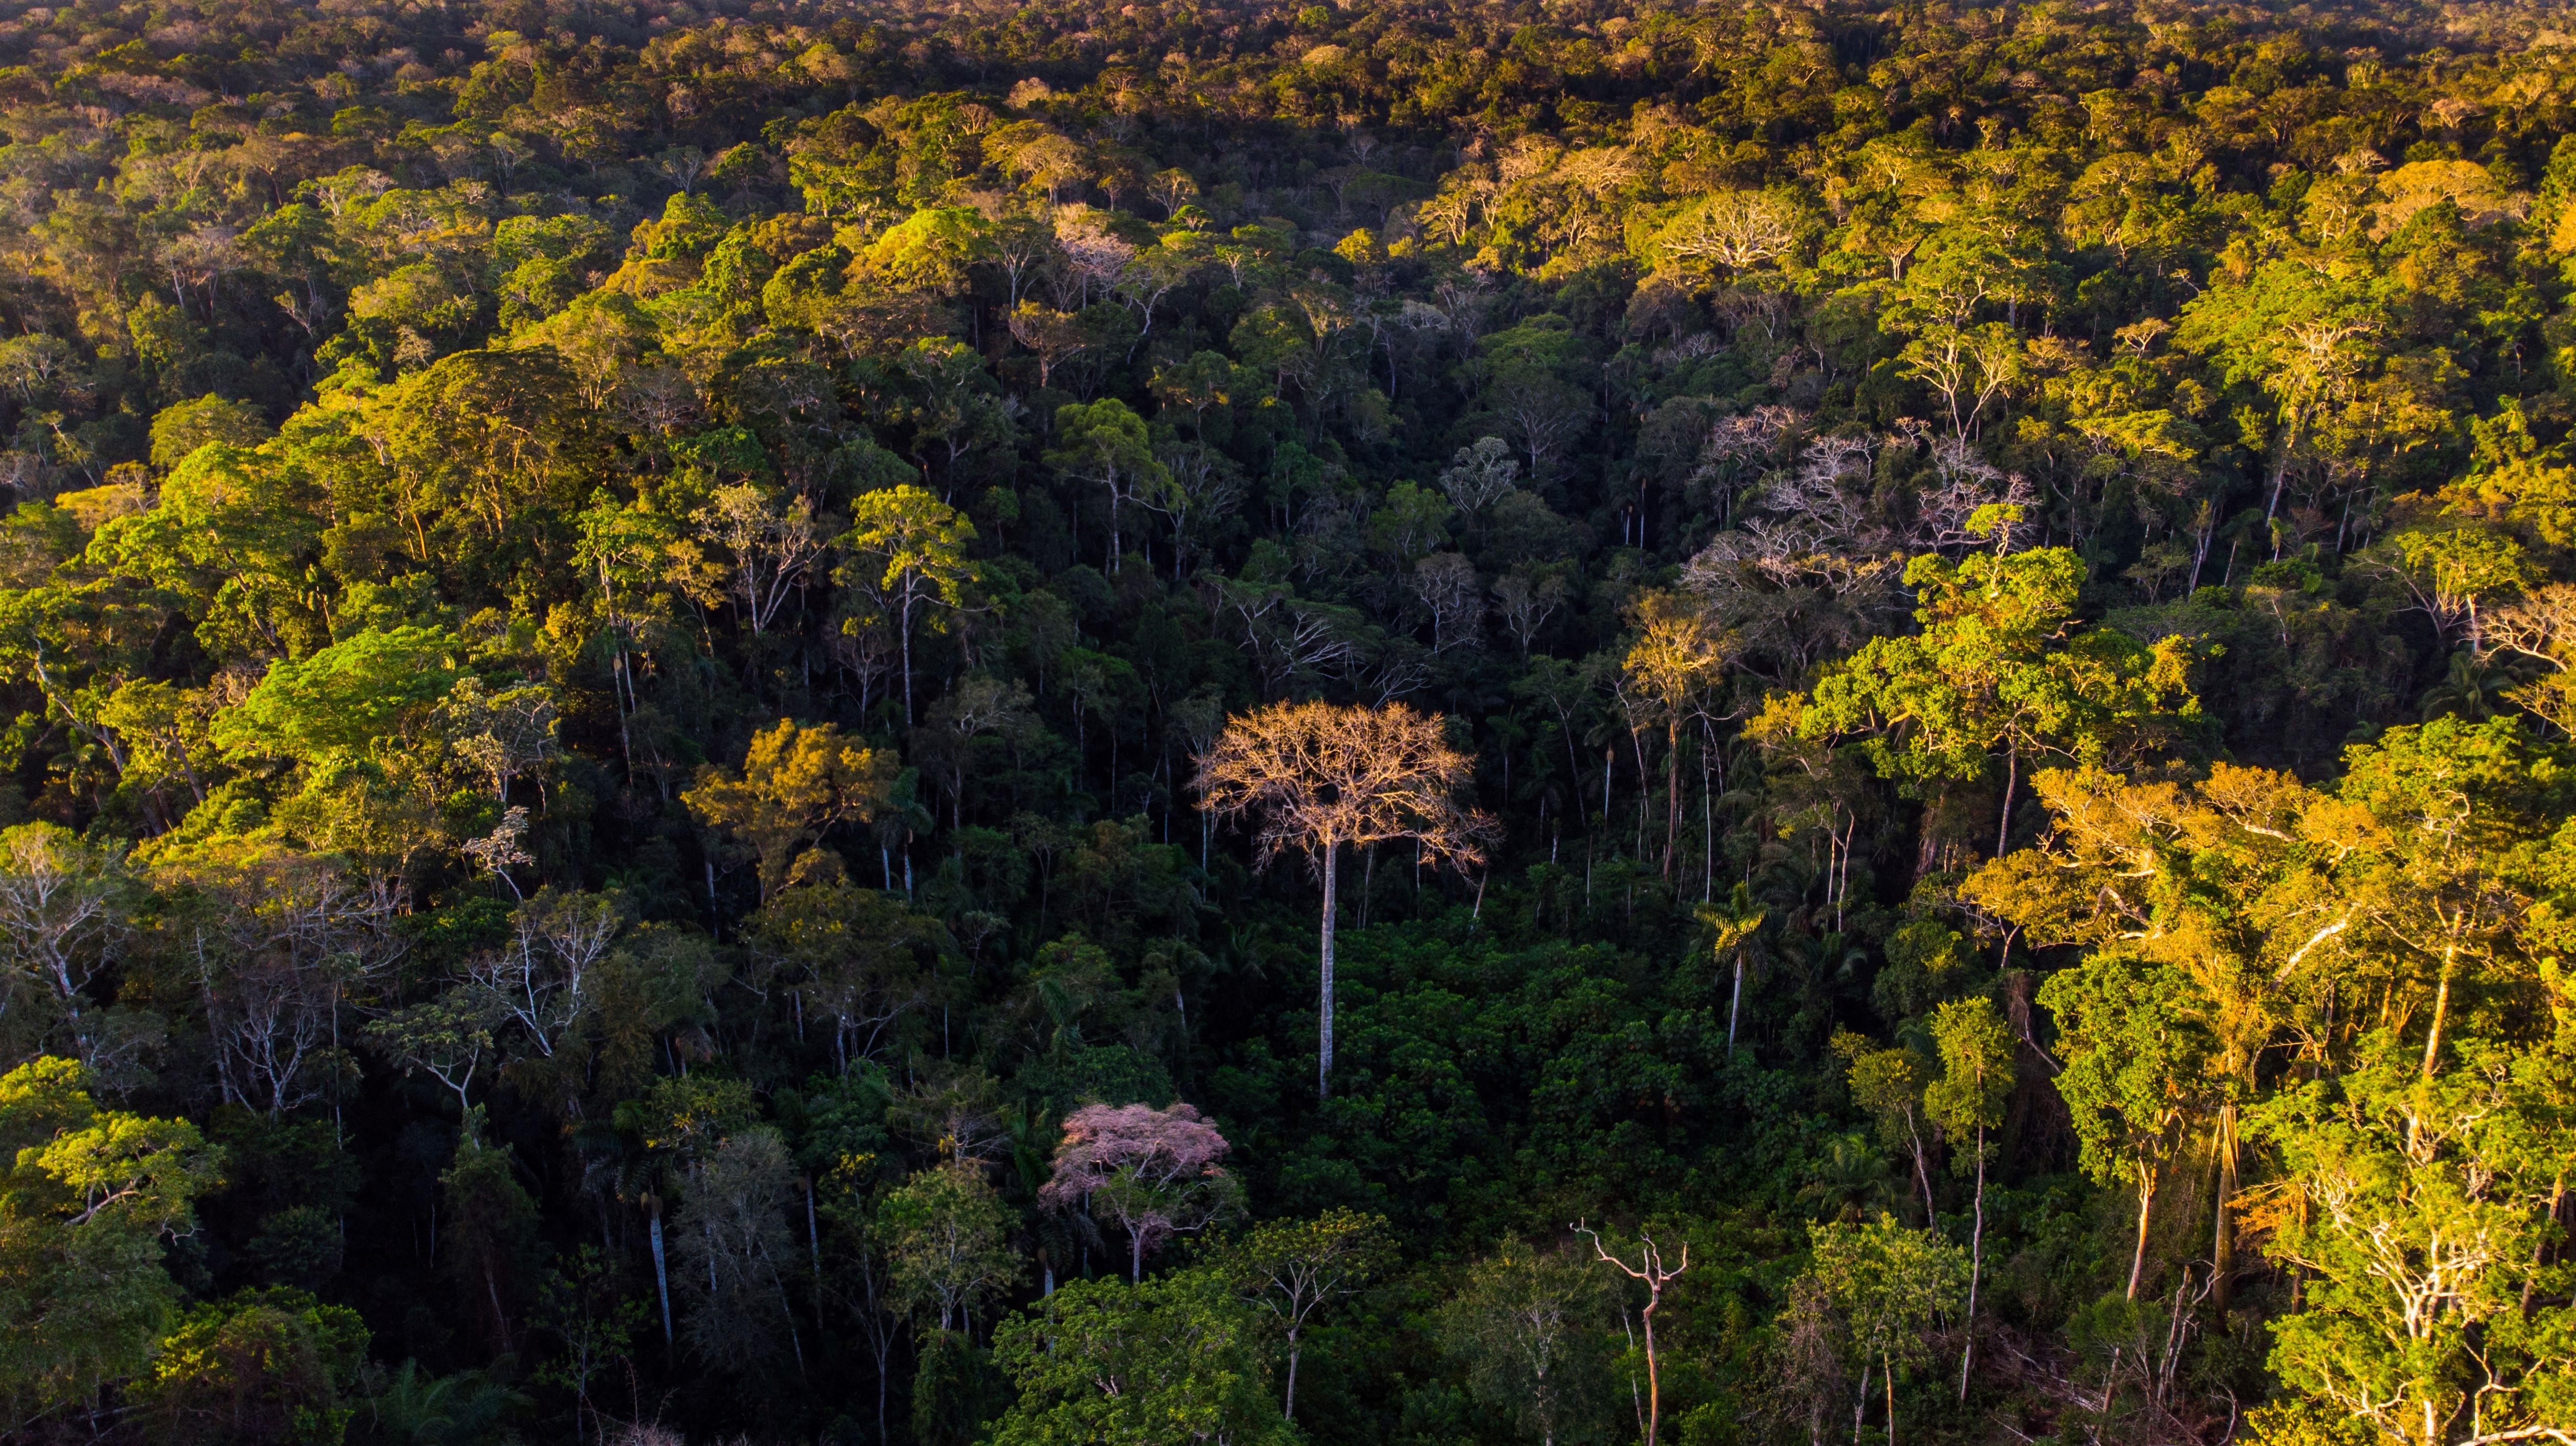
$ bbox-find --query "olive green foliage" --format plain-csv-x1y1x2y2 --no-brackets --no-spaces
0,0,2574,1442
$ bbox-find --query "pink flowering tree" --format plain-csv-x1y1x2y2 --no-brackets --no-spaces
1038,1101,1241,1281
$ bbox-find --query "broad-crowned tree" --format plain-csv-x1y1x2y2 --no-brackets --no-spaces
2174,258,2380,523
0,1057,224,1430
1045,399,1169,575
1795,1214,1970,1446
1223,1207,1394,1420
2036,953,2211,1300
875,1161,1020,1334
683,719,895,901
1039,1101,1238,1282
744,882,946,1072
0,824,131,1073
128,1287,369,1446
1799,535,2200,859
988,1268,1291,1446
674,1126,805,1380
2250,1037,2576,1446
1195,701,1492,1095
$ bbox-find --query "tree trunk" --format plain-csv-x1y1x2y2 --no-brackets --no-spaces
1664,721,1681,877
2212,1103,2237,1315
1908,1117,1938,1231
1853,1356,1871,1446
1642,1300,1663,1446
1728,955,1744,1057
1131,1227,1143,1283
1319,841,1338,1098
2524,1173,2565,1318
1285,1333,1302,1420
1995,743,2017,858
1959,1124,1985,1399
1884,1353,1896,1446
649,1198,673,1344
2127,1163,2154,1300
2413,947,2457,1154
900,593,919,727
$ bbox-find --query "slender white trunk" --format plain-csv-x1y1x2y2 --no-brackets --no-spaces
1959,1126,1985,1399
1728,957,1744,1056
1319,842,1338,1098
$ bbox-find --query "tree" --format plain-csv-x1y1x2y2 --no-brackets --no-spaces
1801,540,2199,859
0,1057,224,1431
1195,701,1494,1095
130,1288,369,1446
531,1246,643,1443
209,626,461,763
1571,1222,1689,1446
0,824,130,1072
1620,591,1733,876
2037,954,2211,1300
683,719,895,901
673,1126,804,1378
1798,1215,1971,1446
745,883,944,1071
1226,1208,1395,1419
1039,1101,1238,1282
2250,1039,2576,1446
699,481,824,636
1833,1030,1940,1229
442,1120,540,1356
1438,436,1521,515
1657,190,1799,272
1922,998,2013,1396
365,989,502,1117
837,485,978,726
874,1162,1020,1335
2174,260,2379,522
1698,887,1767,1055
1045,399,1169,574
987,1268,1293,1446
1440,1248,1612,1446
2365,522,2533,655
155,843,402,1118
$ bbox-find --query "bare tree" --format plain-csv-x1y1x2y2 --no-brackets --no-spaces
1410,553,1485,654
1195,702,1492,1095
1572,1222,1691,1446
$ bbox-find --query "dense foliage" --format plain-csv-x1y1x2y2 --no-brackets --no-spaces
1,0,2574,1442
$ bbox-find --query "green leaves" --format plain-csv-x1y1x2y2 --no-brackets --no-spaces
0,1058,224,1427
2249,1036,2576,1446
209,626,461,763
1802,545,2202,789
2034,953,2210,1193
1797,1214,1969,1371
988,1268,1292,1446
874,1162,1021,1333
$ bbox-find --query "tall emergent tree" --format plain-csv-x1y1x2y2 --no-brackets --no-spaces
1195,701,1493,1095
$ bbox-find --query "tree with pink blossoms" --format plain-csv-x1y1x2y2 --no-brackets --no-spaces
1038,1101,1241,1282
